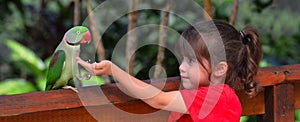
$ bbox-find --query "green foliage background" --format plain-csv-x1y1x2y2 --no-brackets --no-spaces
0,0,299,121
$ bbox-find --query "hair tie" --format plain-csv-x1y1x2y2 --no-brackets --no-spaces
239,30,248,44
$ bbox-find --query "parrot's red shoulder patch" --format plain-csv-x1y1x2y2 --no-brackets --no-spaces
50,52,59,68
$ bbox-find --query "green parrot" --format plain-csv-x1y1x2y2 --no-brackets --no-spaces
45,26,91,91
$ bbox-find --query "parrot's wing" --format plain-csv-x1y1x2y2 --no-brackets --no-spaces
45,50,66,90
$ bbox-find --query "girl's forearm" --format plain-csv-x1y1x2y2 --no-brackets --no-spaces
111,64,187,113
110,63,162,100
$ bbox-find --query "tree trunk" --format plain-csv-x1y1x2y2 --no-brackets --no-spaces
74,0,80,26
153,0,172,79
86,0,110,83
126,0,139,75
229,0,239,25
203,0,213,20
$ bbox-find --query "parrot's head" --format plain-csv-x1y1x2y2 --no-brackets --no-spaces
64,26,92,46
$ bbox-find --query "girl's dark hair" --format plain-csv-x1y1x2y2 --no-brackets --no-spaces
178,20,262,97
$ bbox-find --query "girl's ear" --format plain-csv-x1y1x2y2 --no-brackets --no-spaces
212,61,228,77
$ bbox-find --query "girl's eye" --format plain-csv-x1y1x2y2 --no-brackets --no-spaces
181,57,196,65
188,58,195,64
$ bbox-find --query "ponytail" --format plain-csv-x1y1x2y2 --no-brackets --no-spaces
237,26,262,97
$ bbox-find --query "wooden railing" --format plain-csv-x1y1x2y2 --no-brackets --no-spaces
0,64,300,122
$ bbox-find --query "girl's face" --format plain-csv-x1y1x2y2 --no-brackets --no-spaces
179,56,210,89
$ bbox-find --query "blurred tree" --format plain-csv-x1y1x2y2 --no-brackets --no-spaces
153,0,172,79
203,0,213,20
229,0,238,25
126,0,139,75
73,0,81,26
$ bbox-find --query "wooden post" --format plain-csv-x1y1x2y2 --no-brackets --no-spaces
257,83,295,122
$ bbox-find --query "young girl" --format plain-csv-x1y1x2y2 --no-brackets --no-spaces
76,20,262,122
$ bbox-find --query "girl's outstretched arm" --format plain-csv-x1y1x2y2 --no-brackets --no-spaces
76,57,187,113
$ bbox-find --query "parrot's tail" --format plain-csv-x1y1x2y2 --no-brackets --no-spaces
45,84,53,90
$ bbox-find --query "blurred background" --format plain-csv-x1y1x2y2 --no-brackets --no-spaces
0,0,299,121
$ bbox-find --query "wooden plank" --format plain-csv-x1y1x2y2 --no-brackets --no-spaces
0,89,82,116
0,105,170,122
0,77,180,116
0,77,178,122
255,66,286,86
254,64,300,86
228,64,300,89
257,83,295,122
1,107,97,122
1,64,300,121
1,83,298,120
282,64,300,82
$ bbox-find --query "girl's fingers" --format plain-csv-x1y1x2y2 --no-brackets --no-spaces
76,57,96,75
76,57,111,75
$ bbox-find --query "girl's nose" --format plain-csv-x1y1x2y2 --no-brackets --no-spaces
179,63,185,73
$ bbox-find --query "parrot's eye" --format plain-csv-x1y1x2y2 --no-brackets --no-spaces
77,31,81,35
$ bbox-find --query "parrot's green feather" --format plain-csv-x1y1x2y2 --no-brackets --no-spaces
45,50,66,90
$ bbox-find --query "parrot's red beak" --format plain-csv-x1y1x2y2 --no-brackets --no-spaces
80,31,92,44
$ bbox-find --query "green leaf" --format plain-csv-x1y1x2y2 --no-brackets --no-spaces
79,70,105,87
0,79,37,95
36,75,47,91
239,116,249,122
223,0,234,3
296,109,300,121
259,59,272,67
5,39,45,75
81,75,105,87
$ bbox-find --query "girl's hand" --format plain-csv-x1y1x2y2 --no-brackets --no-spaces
76,57,113,76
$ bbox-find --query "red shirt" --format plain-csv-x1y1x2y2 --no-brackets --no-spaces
168,84,241,122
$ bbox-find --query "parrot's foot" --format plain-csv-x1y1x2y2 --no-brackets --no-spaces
63,86,78,93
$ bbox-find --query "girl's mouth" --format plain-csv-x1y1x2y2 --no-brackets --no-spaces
181,76,189,79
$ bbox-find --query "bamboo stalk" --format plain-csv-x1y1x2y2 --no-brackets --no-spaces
229,0,239,25
203,0,213,20
153,0,172,78
126,0,139,75
74,0,80,26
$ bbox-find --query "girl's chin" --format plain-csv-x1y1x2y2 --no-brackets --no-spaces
182,82,195,90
